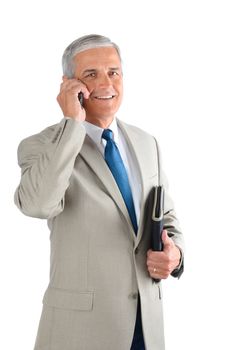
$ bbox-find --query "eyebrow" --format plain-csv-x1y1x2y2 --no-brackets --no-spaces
82,69,96,75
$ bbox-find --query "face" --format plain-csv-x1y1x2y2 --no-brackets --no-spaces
73,46,123,125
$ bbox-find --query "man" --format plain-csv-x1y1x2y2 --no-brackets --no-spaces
14,34,184,350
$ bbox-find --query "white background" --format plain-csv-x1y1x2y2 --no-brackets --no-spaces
1,0,232,349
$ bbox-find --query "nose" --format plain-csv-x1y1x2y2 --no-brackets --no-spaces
97,73,112,87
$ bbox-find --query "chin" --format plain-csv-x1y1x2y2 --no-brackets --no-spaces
85,98,121,116
86,106,120,120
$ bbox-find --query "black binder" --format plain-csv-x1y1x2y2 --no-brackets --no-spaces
150,185,164,282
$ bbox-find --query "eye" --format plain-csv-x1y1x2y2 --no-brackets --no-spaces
109,71,119,76
84,72,96,78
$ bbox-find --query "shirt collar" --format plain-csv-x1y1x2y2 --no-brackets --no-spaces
83,118,119,146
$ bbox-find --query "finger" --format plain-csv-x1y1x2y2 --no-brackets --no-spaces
75,79,90,98
60,79,81,91
68,85,90,101
162,229,168,242
147,263,158,275
146,249,165,262
82,88,90,99
147,264,162,275
60,80,90,98
152,270,169,279
147,265,170,280
147,249,153,258
146,259,166,272
149,269,161,279
147,249,163,259
147,266,163,279
162,230,174,249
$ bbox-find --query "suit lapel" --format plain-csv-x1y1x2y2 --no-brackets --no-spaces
117,119,155,245
80,134,135,240
117,119,146,202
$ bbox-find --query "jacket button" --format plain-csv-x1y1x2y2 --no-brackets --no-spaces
129,292,138,300
134,248,139,255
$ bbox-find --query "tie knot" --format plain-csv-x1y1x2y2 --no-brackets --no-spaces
102,129,113,141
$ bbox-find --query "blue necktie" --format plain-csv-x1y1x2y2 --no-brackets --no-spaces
102,129,138,233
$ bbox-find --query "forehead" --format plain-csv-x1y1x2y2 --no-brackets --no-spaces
73,47,121,73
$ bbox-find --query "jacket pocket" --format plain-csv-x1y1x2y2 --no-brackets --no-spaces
43,287,94,311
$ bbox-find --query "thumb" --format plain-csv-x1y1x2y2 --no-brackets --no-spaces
162,230,174,249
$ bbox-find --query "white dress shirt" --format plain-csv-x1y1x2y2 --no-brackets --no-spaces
83,118,142,225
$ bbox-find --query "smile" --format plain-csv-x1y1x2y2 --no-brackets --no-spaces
94,95,115,100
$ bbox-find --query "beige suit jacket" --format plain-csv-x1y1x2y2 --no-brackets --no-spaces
14,118,184,350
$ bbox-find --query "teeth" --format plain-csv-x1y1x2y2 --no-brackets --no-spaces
95,96,114,99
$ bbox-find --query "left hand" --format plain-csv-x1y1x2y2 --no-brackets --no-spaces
146,230,181,280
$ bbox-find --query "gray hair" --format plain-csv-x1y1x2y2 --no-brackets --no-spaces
62,34,122,78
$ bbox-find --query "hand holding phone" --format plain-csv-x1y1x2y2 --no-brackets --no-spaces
57,77,89,121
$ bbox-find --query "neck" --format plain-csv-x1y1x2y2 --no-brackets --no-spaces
85,115,115,129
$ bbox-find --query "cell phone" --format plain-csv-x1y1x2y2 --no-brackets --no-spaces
78,92,84,107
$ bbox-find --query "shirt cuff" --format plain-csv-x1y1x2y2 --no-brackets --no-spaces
171,245,184,278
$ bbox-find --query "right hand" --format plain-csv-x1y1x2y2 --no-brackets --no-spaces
57,76,90,121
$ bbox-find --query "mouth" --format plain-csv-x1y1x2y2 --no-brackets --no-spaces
93,95,116,100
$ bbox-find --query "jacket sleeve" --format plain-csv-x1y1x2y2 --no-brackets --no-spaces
155,138,185,278
14,118,86,219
